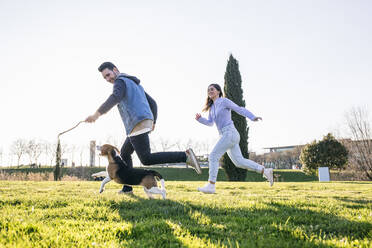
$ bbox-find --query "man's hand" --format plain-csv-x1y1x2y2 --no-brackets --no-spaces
85,111,101,123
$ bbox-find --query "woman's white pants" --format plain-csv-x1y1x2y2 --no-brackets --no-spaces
208,124,264,182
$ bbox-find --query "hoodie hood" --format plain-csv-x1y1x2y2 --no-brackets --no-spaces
118,73,140,85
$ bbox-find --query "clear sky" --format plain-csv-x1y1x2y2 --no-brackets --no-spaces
0,0,371,165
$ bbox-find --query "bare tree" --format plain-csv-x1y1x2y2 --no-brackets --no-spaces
150,139,159,152
199,141,210,156
104,135,121,148
159,138,175,151
45,141,58,167
262,150,297,169
345,107,372,180
267,152,281,168
263,146,303,169
249,152,264,165
25,140,34,165
282,147,302,169
33,141,43,166
8,152,14,166
10,138,27,167
60,143,69,166
173,139,200,153
174,139,188,167
78,144,89,166
68,144,77,167
25,139,43,166
192,141,203,156
184,139,193,151
42,141,49,166
174,139,184,151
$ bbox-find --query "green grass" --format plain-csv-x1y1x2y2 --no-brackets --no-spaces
1,167,318,182
0,181,371,247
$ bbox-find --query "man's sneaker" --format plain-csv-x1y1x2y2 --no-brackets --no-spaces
118,190,134,195
198,183,215,194
263,168,274,186
118,185,133,194
186,148,202,174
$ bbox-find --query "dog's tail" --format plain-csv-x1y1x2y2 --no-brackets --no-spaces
150,171,165,190
150,170,163,180
92,171,108,178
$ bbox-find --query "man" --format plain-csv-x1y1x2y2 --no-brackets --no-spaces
86,62,201,194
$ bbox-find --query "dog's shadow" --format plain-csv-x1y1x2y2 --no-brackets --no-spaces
108,193,371,247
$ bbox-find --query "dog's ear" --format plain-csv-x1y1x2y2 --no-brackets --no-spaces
114,147,121,154
112,153,128,168
100,145,109,156
110,149,117,158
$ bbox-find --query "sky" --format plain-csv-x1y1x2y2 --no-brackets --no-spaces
0,0,371,165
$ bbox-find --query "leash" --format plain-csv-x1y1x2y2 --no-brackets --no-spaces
58,121,85,138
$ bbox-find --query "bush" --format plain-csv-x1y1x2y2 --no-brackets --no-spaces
300,133,348,175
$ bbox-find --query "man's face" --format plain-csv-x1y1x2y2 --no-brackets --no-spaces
101,68,119,84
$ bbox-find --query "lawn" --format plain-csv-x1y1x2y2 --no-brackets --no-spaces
0,181,371,247
0,167,318,182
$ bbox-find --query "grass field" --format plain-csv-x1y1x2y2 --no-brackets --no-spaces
0,167,318,182
0,181,371,247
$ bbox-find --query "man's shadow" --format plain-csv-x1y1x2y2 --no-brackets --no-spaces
108,193,371,247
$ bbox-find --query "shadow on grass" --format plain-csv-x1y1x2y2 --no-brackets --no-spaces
330,181,372,185
108,195,371,248
333,196,372,205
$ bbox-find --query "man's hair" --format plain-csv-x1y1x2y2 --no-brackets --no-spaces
98,62,117,72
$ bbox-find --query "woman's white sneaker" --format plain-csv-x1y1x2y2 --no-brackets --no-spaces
263,168,274,186
198,183,215,194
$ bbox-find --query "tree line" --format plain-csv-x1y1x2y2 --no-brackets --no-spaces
2,137,214,168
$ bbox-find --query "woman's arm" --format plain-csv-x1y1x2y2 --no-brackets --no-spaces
224,98,261,121
195,111,214,126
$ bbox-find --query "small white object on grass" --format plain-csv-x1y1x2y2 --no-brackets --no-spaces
318,167,330,182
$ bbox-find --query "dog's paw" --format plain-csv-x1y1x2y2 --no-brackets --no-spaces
99,188,104,194
161,189,167,200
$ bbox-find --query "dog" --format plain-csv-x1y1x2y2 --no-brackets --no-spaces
91,144,166,199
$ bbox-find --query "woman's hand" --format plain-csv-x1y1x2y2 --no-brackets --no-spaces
195,113,201,120
253,117,262,122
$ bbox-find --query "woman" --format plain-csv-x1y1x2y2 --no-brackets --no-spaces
195,84,273,194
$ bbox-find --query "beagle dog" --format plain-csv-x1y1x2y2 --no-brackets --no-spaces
92,144,166,199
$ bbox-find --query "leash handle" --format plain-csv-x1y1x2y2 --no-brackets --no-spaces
58,121,85,138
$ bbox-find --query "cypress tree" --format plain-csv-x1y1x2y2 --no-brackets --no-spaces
54,139,62,181
221,54,248,181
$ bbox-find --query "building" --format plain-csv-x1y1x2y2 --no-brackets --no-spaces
263,145,302,153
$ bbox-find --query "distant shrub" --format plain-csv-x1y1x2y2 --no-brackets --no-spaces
300,133,348,175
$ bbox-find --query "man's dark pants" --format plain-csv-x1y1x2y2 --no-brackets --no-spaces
120,132,187,192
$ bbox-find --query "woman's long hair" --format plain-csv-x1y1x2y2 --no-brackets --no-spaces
202,84,223,112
